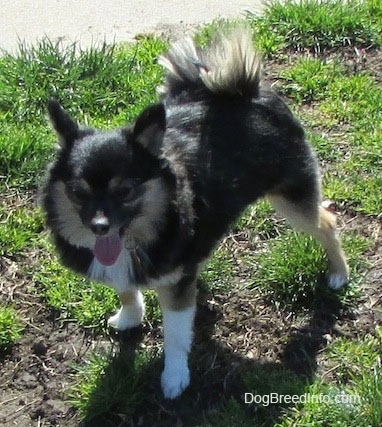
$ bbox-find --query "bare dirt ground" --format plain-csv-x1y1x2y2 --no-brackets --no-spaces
0,48,381,427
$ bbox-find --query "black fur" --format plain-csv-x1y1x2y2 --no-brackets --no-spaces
41,35,319,291
160,93,318,267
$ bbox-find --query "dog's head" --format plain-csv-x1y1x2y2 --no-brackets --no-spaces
46,100,170,265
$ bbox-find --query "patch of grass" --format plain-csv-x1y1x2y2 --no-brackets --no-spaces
319,73,382,215
252,231,328,310
280,58,344,103
357,364,382,426
34,255,117,330
280,381,364,426
244,365,308,401
0,306,23,352
277,54,381,217
200,246,235,291
250,1,381,218
203,335,381,427
70,349,154,420
250,230,368,311
329,335,381,382
244,367,310,425
324,152,382,217
195,18,244,47
234,200,278,237
203,366,308,426
0,206,44,257
279,334,382,426
251,20,286,57
307,131,343,162
202,398,256,427
248,0,382,52
0,123,53,188
198,0,382,58
0,36,166,125
0,36,166,188
143,290,161,324
321,74,382,126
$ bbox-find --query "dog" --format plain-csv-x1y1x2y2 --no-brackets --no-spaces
40,29,349,400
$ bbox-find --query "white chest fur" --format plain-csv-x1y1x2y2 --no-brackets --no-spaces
87,248,183,292
87,247,135,293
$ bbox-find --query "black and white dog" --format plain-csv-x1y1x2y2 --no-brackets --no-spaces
41,30,349,399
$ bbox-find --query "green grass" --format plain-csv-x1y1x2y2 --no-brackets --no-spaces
320,73,382,216
196,0,382,56
143,290,162,324
203,333,382,427
34,255,117,330
233,200,277,237
278,333,382,426
69,349,155,420
248,230,369,311
0,0,381,425
0,124,53,188
0,205,44,257
275,53,382,218
200,246,235,291
197,0,382,57
0,36,166,188
280,58,344,103
321,74,382,125
0,306,23,352
0,36,166,124
248,0,382,52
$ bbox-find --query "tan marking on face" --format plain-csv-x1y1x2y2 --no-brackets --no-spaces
51,181,95,249
79,178,92,193
124,177,170,245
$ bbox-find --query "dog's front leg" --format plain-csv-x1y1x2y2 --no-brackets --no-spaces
108,289,145,330
157,281,197,399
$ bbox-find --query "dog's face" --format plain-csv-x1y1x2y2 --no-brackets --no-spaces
47,100,169,264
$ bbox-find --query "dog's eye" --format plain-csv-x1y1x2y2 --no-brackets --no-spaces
66,186,90,203
113,186,133,201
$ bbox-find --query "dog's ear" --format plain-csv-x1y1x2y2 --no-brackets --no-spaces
47,99,79,147
133,103,166,157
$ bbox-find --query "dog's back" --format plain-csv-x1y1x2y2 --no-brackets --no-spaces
158,30,318,246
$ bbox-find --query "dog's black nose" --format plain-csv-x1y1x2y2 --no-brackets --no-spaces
90,214,110,235
91,223,110,235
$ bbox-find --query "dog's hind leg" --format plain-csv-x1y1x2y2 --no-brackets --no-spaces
267,193,349,290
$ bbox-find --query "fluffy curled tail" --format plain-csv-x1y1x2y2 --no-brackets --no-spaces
158,29,262,98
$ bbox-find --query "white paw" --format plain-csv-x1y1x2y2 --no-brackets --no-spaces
107,305,143,330
328,272,349,290
161,366,190,399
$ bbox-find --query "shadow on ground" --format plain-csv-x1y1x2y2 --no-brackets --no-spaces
77,282,348,427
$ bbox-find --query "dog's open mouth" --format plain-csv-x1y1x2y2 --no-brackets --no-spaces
93,232,122,266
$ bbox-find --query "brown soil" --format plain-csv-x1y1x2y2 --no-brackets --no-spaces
0,48,381,427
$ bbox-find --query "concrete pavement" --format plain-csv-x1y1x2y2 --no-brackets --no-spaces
0,0,264,53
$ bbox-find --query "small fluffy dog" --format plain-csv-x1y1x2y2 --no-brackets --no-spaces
41,30,349,399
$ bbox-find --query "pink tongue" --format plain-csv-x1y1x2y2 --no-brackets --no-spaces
93,233,122,266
